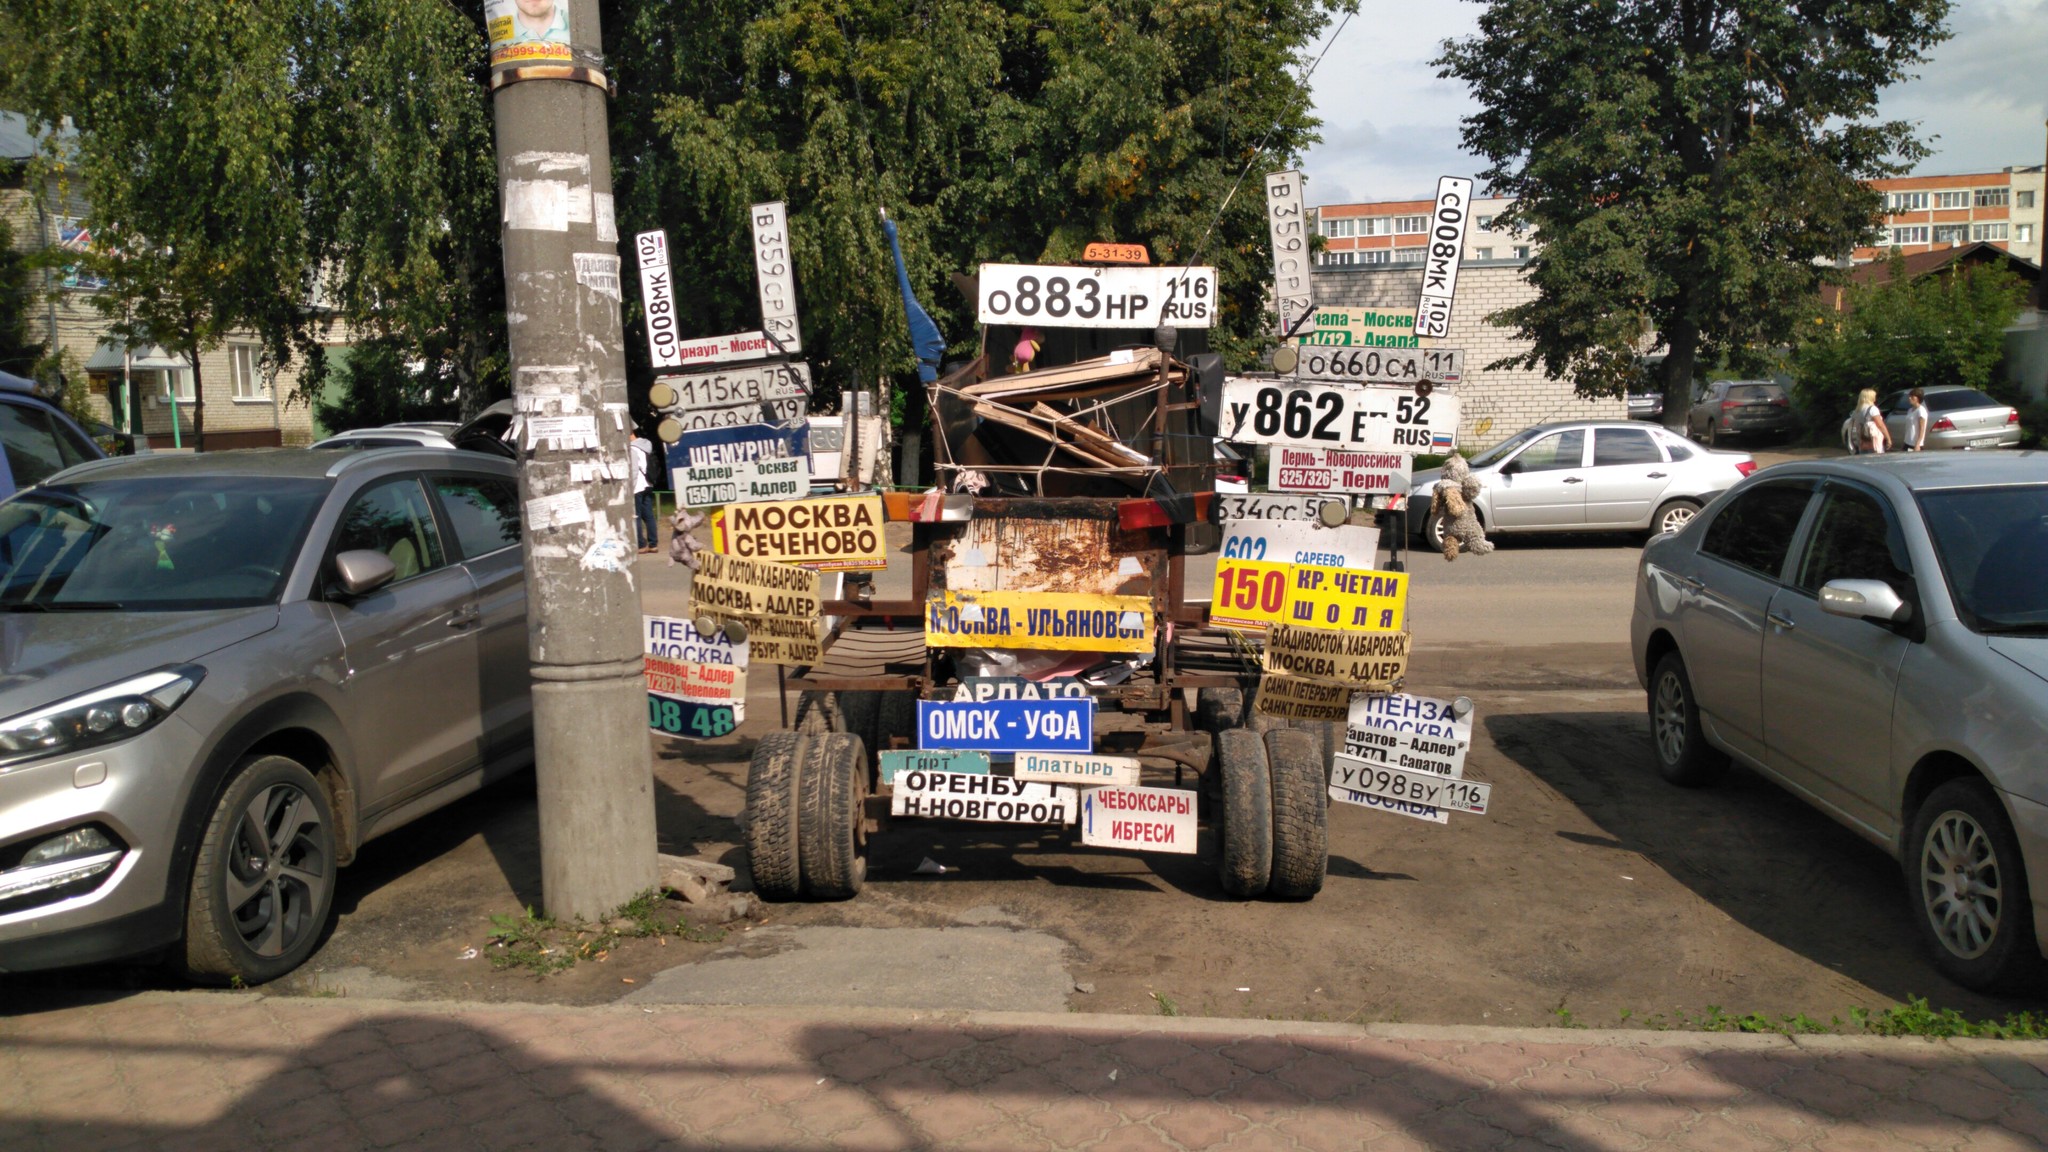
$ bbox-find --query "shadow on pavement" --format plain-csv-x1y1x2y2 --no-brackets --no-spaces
3,1001,2040,1149
1485,709,2048,1019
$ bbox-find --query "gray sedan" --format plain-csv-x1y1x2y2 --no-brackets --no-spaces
1882,387,2022,452
1409,421,1755,550
0,449,532,983
1631,453,2048,990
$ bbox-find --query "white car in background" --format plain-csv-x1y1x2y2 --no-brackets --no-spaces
1408,421,1756,550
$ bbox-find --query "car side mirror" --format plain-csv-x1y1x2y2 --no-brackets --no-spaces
1498,459,1520,477
331,549,397,598
1818,578,1911,624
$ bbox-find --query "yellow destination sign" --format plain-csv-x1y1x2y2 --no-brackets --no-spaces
925,590,1154,653
690,552,823,666
711,494,887,572
1211,560,1407,633
1261,623,1410,689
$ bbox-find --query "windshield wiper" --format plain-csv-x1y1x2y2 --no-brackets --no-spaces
0,600,127,612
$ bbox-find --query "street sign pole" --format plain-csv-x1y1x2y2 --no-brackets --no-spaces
487,0,657,920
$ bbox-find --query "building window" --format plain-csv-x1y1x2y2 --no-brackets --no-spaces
230,344,269,400
1932,224,1968,244
1513,245,1531,260
1322,217,1355,238
1391,247,1426,264
161,370,195,402
1933,191,1970,209
1890,226,1929,245
1476,215,1494,230
2018,190,2037,209
1320,251,1357,266
1974,187,2010,208
1973,222,2009,242
1393,215,1428,234
2019,224,2036,244
1359,249,1389,265
1474,247,1494,260
1888,191,1929,211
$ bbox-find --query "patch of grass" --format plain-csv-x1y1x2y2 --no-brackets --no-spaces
1151,992,1180,1017
1853,997,2048,1040
1613,1007,1835,1035
486,890,728,977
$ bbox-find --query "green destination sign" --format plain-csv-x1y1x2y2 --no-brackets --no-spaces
880,749,992,785
1291,307,1417,349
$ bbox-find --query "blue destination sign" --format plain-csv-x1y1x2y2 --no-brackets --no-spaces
917,698,1094,753
879,749,991,785
666,420,810,470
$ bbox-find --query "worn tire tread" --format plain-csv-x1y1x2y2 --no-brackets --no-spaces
745,730,806,900
799,733,867,900
1265,729,1328,900
1216,729,1272,898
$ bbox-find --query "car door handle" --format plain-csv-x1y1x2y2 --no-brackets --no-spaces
1647,471,1667,478
447,605,481,629
1767,611,1796,630
1562,476,1583,484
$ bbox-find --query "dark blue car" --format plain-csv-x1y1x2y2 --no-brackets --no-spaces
0,372,105,500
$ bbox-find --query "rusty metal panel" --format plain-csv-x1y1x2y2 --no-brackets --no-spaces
932,517,1165,599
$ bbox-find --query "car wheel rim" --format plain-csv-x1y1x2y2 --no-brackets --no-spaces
1660,506,1696,534
1653,671,1687,765
226,784,330,958
1920,810,2002,960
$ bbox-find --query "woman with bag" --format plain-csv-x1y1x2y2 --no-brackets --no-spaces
1850,388,1891,454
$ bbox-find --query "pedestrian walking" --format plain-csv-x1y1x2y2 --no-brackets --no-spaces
1848,388,1890,455
1904,388,1929,451
630,432,658,553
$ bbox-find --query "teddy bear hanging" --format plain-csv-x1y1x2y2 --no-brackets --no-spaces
1429,454,1493,560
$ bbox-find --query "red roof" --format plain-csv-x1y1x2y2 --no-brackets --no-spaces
1820,243,2041,313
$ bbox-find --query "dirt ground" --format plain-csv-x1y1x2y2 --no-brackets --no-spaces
16,485,2045,1027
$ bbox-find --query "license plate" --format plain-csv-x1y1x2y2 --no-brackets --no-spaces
1330,759,1489,815
1970,438,1999,449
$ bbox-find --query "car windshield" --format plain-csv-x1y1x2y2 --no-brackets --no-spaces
1918,484,2048,634
1925,390,1998,413
0,476,327,611
1468,429,1540,468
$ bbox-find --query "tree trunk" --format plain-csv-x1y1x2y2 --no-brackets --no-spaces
1659,316,1700,433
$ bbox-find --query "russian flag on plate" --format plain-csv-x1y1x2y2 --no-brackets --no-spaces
1430,431,1455,451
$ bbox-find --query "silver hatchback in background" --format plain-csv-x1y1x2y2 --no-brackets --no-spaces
1408,421,1755,550
0,449,532,983
1631,453,2048,990
1882,387,2022,451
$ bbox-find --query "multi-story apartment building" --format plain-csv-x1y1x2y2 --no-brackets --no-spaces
1859,166,2045,264
1311,193,1525,267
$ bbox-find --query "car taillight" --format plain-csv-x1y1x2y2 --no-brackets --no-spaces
1933,416,1955,431
2009,411,2021,425
1720,400,1738,410
1735,461,1757,477
1771,397,1789,407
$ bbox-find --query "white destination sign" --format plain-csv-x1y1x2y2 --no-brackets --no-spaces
752,201,803,354
978,264,1217,329
1217,379,1460,454
1078,785,1198,854
1219,521,1380,569
656,361,811,412
1211,493,1334,522
889,770,1075,824
1344,691,1472,778
1264,170,1311,338
1012,751,1141,788
677,457,813,507
1332,759,1489,816
1292,346,1464,386
635,230,682,369
1414,176,1474,339
672,331,778,367
1268,447,1412,497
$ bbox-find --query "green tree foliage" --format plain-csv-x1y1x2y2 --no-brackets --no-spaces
314,336,463,433
606,0,1344,413
0,217,45,379
1792,255,2030,418
1437,1,1951,421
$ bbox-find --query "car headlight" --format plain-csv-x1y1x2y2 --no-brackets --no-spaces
0,668,203,769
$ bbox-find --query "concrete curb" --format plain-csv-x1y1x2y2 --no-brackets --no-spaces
114,990,2048,1060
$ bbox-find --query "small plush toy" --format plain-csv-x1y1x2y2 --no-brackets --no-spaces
1011,326,1043,372
1430,454,1493,560
668,508,707,570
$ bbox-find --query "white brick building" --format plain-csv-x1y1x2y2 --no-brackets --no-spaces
1309,262,1624,450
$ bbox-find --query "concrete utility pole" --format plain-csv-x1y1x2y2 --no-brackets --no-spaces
487,0,657,920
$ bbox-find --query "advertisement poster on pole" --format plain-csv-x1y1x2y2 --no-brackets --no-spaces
484,0,571,67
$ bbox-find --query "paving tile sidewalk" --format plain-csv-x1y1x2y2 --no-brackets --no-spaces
4,995,2048,1150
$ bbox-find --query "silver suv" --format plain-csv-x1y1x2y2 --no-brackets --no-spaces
1632,453,2048,990
0,449,531,983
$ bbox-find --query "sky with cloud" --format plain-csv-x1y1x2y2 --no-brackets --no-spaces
1298,0,2048,207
